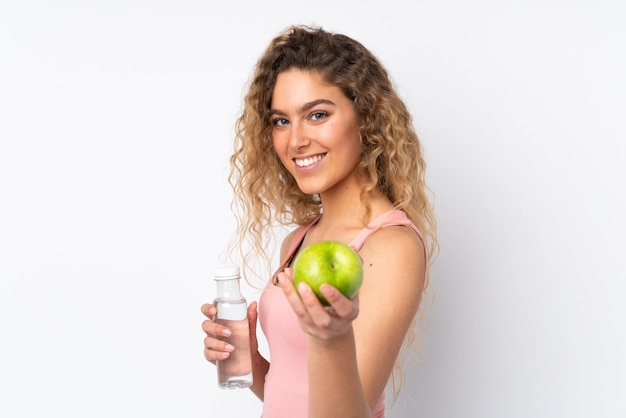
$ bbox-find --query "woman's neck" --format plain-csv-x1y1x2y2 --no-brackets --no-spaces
315,185,393,237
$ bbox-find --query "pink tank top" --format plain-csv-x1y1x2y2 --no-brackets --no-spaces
258,210,426,418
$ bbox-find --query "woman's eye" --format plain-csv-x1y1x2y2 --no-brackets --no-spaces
310,111,327,121
273,118,289,127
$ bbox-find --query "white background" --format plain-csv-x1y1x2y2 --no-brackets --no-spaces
1,1,625,417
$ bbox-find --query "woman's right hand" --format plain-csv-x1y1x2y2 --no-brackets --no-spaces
201,301,259,364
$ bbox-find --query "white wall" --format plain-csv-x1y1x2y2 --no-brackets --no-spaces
1,1,624,417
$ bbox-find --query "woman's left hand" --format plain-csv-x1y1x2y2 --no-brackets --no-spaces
274,267,359,341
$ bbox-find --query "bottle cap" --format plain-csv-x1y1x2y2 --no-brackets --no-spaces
214,265,240,280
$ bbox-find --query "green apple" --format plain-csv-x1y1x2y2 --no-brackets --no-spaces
292,240,364,306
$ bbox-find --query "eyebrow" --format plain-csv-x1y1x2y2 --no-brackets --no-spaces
270,99,335,116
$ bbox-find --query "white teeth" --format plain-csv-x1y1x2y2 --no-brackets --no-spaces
295,154,324,167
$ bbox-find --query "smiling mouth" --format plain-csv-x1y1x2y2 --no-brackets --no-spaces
294,153,326,168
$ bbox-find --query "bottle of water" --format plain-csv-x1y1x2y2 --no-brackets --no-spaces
213,265,253,389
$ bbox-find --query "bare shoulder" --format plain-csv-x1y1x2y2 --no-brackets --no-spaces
357,225,426,307
359,225,426,274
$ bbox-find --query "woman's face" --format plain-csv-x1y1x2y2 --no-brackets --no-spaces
270,69,361,196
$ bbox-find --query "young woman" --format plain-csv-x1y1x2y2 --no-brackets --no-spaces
202,25,437,418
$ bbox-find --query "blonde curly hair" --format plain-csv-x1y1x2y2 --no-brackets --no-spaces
226,24,438,399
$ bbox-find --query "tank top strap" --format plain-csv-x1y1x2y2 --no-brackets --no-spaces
271,214,322,285
349,209,426,254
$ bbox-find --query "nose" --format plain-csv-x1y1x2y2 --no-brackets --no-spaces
288,121,310,151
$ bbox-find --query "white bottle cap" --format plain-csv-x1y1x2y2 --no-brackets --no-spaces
214,265,240,280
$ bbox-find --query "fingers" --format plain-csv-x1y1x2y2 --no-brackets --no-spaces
296,281,330,317
296,282,337,330
248,301,258,335
201,303,235,363
201,317,232,338
201,304,232,338
276,269,359,339
320,284,359,320
275,269,309,318
298,282,358,328
248,300,258,322
247,301,259,352
203,332,235,363
200,303,217,319
290,276,358,322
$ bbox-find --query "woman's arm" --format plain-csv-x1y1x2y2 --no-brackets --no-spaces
275,226,426,418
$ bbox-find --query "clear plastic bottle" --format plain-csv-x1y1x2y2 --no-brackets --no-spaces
212,265,253,389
